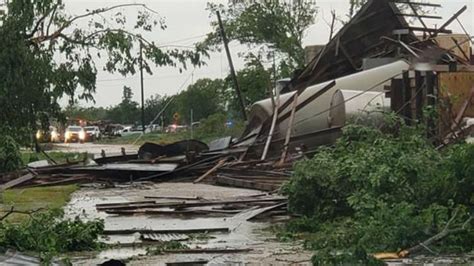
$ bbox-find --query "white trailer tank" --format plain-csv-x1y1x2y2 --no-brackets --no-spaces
246,60,410,141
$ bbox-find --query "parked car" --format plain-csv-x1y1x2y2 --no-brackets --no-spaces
64,126,86,143
166,124,188,133
120,126,142,137
35,126,60,143
84,126,101,141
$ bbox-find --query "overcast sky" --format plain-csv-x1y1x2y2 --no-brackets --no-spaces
62,0,473,108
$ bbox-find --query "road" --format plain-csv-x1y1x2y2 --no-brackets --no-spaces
52,142,139,156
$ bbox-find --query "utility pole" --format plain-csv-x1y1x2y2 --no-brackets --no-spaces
190,109,194,139
139,41,145,133
216,11,247,121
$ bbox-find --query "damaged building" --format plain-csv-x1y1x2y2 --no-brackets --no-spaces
239,0,474,159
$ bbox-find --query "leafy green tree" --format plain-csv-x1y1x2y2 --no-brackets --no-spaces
106,86,140,124
64,105,108,122
203,0,317,74
144,94,166,125
0,0,206,145
173,78,225,124
225,59,271,116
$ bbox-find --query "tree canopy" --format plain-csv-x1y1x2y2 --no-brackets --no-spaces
0,0,207,145
202,0,317,76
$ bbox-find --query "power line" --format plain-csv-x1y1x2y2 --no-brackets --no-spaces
96,70,216,83
158,34,207,46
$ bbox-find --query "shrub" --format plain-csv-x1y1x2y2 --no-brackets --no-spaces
0,135,22,173
0,209,104,262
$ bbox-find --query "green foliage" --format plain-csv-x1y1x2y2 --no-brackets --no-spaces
170,79,226,124
204,0,317,74
106,86,141,124
0,208,104,262
146,241,189,255
0,135,22,173
224,58,272,116
282,118,474,263
0,0,206,145
2,185,79,223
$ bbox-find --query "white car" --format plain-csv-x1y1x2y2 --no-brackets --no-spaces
64,126,86,143
84,126,101,141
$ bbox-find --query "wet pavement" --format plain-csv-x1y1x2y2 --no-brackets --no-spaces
65,182,312,265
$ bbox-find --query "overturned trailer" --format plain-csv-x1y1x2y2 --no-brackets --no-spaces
235,0,472,160
241,60,410,156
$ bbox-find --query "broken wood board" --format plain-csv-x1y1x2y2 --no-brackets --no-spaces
97,198,287,211
216,176,282,192
103,227,229,235
162,248,252,254
0,173,36,191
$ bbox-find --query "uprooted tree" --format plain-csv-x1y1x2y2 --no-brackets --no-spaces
0,0,207,152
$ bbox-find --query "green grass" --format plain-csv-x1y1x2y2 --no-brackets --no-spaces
98,131,230,146
21,151,83,166
1,185,78,223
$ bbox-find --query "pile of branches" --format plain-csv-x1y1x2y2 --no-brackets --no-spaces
282,118,474,265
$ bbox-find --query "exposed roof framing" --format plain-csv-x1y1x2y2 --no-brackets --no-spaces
285,0,465,93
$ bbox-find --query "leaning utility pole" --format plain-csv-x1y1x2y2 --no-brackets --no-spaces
139,41,145,133
216,11,247,121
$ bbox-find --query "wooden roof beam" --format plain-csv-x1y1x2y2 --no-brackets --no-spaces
391,0,441,8
396,13,442,19
407,27,452,34
433,5,467,37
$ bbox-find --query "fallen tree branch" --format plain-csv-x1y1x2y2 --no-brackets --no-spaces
398,208,473,257
0,207,46,221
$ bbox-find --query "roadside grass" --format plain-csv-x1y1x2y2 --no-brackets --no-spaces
98,130,238,146
1,185,78,223
21,151,83,166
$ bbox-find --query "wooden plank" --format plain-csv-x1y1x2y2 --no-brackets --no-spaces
97,197,287,211
391,78,404,113
103,227,230,235
408,27,452,34
415,71,424,120
0,173,36,191
163,248,252,254
451,37,471,61
439,72,474,117
411,65,474,72
216,176,280,192
105,209,242,215
339,43,358,70
193,158,227,184
246,202,288,221
435,5,467,36
396,13,442,20
276,81,337,124
402,71,412,124
391,1,441,8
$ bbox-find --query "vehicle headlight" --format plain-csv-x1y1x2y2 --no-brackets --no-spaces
79,130,85,140
51,131,58,141
36,130,42,140
65,132,71,140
